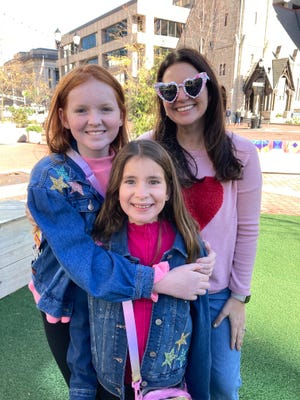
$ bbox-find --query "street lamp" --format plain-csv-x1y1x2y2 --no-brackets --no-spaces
54,29,81,73
54,28,81,51
73,32,81,52
54,28,62,49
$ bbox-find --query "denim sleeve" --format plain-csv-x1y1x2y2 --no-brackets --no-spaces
27,185,154,301
37,267,74,318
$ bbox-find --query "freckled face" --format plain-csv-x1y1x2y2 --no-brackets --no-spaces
59,77,123,158
119,156,169,225
161,62,209,128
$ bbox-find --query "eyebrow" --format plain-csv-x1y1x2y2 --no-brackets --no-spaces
122,175,163,179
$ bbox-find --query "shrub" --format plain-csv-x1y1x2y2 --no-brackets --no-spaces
26,124,43,133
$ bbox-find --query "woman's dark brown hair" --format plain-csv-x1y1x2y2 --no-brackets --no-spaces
153,47,243,184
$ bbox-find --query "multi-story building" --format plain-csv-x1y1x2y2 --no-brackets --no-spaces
3,48,58,106
55,0,191,81
56,0,300,121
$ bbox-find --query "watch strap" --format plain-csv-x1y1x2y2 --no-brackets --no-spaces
231,293,251,303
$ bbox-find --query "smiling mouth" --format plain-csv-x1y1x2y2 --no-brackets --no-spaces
85,130,105,136
176,104,194,112
132,203,152,209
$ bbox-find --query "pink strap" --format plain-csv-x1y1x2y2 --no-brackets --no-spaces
122,300,142,394
66,148,105,196
122,304,191,399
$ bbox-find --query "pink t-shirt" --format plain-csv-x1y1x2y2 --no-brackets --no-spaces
82,151,115,194
124,220,175,383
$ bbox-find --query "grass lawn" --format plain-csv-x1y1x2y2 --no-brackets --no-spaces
0,214,299,399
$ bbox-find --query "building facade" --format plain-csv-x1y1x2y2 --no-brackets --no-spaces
56,0,191,80
179,0,300,121
3,48,58,107
56,0,300,121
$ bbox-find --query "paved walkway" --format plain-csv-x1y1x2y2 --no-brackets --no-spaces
0,123,299,216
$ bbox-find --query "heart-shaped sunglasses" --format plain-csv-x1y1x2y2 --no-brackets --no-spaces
154,72,210,103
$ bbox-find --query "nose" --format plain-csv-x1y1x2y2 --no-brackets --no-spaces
88,110,102,125
176,84,188,101
135,182,148,198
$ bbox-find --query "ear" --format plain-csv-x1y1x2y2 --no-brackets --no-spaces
59,108,70,129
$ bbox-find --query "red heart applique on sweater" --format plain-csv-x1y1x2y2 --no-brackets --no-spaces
182,177,224,230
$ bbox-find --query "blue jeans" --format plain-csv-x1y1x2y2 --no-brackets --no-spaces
68,285,99,400
209,289,242,400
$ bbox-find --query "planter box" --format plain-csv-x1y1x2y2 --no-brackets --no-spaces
27,131,42,144
0,201,33,299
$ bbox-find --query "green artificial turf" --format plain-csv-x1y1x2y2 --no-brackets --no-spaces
240,214,300,400
0,214,299,399
0,287,68,399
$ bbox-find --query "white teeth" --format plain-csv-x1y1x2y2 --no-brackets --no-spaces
86,131,104,136
177,105,194,112
134,204,151,209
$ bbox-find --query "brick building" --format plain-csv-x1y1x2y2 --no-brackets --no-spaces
179,0,300,121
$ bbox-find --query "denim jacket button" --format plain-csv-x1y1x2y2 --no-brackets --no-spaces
149,351,157,358
141,380,148,388
88,200,94,211
155,318,162,326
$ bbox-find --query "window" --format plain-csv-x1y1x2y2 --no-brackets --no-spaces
173,0,193,8
154,18,184,38
55,68,59,86
224,13,228,26
102,20,127,44
219,64,226,76
296,78,300,101
81,33,97,51
87,58,98,64
154,47,173,58
103,48,128,68
132,15,144,32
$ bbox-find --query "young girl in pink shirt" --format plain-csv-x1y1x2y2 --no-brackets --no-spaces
90,139,213,399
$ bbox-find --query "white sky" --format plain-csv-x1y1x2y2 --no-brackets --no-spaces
0,0,127,65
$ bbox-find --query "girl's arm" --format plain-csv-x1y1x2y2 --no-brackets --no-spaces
28,186,208,301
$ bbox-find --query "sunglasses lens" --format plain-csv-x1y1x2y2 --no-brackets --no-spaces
159,84,177,102
185,77,203,97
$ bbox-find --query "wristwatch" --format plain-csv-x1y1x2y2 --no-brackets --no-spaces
231,293,251,303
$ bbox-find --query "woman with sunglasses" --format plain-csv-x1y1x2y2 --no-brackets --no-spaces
142,47,262,399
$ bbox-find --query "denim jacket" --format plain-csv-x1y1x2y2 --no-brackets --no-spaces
88,223,209,399
27,150,155,400
27,152,155,316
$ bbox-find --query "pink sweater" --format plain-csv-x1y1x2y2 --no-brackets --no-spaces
140,131,262,295
183,133,262,295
